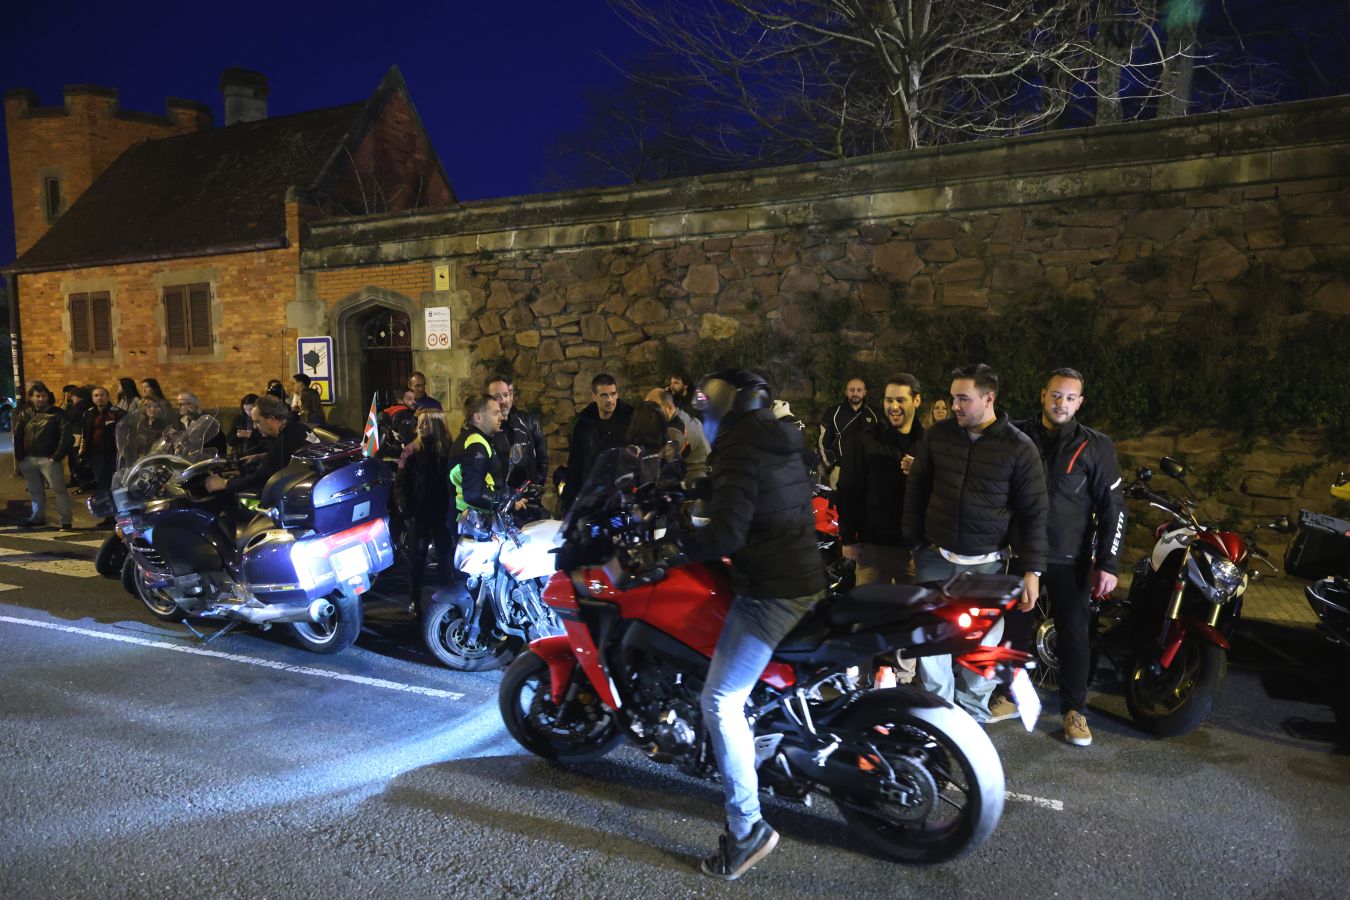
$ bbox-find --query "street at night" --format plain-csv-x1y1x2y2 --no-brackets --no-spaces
1,517,1347,899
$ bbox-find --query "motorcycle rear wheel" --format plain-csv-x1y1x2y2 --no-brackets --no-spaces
289,592,362,654
421,598,516,671
1125,636,1226,737
499,650,620,762
130,560,186,622
831,693,1004,865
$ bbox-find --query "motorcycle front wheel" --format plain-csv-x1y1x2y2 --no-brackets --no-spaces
831,692,1004,865
289,592,362,654
1125,636,1226,737
421,598,517,671
94,534,127,579
130,559,185,622
498,649,620,762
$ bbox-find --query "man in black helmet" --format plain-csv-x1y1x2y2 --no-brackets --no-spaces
670,369,826,881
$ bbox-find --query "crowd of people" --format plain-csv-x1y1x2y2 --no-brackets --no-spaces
9,359,1127,881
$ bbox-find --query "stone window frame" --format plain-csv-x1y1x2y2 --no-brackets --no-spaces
161,282,215,356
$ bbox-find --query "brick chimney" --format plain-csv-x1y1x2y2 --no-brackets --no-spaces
221,68,268,126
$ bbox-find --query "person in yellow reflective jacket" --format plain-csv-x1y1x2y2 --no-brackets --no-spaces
450,394,505,514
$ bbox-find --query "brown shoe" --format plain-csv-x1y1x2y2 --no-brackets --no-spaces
984,694,1020,724
1063,710,1092,747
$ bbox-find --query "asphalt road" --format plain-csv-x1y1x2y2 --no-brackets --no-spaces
1,522,1348,899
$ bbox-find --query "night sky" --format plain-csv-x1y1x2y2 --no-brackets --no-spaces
0,1,639,267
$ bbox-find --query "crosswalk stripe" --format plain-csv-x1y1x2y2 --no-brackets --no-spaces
0,526,107,548
0,583,19,592
0,547,99,578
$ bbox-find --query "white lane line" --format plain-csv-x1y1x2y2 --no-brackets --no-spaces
0,547,99,578
1006,791,1065,812
0,615,465,700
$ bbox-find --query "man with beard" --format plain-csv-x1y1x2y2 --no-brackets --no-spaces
450,394,506,518
82,387,125,523
486,374,548,492
14,380,75,529
819,377,879,482
838,374,924,586
902,363,1048,722
645,387,710,484
1009,368,1126,747
560,373,633,513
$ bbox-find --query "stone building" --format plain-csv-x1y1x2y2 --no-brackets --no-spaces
4,66,451,411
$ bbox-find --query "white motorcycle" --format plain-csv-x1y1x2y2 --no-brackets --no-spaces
423,461,563,670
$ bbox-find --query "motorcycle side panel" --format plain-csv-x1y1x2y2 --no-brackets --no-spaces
145,509,229,575
498,519,564,581
612,563,733,659
1151,528,1193,571
242,538,309,602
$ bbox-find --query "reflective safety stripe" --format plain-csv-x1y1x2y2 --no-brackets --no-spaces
450,432,495,513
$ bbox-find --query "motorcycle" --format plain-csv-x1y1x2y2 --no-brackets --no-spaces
498,447,1038,864
90,414,395,653
424,446,563,670
1291,474,1350,647
1031,455,1282,737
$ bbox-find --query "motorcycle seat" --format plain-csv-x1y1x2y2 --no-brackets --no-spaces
828,583,936,628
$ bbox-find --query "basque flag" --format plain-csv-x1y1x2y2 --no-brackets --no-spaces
361,393,380,458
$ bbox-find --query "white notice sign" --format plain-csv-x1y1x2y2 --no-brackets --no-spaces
425,307,452,350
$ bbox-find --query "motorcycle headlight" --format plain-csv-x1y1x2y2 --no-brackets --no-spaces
1187,550,1244,602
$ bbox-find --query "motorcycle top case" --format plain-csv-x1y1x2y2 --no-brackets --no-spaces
1285,509,1350,579
263,442,393,536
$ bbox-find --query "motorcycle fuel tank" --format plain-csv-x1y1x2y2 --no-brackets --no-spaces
498,519,564,581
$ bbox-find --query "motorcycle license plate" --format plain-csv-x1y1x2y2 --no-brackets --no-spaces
1009,668,1041,733
331,545,370,580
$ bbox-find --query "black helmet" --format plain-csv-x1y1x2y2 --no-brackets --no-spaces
695,369,770,440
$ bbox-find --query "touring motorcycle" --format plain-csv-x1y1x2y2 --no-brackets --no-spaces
1288,474,1350,648
499,447,1038,864
1032,456,1284,736
424,446,563,670
91,414,394,653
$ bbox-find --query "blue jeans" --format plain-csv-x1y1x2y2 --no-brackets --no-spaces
19,456,72,526
701,592,816,839
913,545,1007,721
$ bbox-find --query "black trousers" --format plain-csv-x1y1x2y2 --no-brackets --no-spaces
406,517,456,605
1003,561,1093,714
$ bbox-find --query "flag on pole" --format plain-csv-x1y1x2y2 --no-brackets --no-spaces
361,393,380,458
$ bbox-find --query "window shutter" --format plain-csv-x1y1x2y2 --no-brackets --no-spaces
164,287,188,351
188,284,212,352
69,293,90,353
90,293,112,354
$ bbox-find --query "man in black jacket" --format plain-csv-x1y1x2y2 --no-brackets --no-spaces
838,373,925,586
450,394,506,517
205,396,309,496
486,375,548,490
671,369,825,881
14,380,75,529
1012,368,1126,747
902,364,1048,722
560,373,633,512
818,376,879,478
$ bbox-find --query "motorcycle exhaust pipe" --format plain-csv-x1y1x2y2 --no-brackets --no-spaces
214,600,333,626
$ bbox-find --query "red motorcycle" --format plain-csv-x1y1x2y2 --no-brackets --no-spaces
498,448,1038,864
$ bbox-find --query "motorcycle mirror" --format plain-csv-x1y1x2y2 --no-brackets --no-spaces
510,443,526,466
1160,457,1186,480
1137,466,1153,483
1268,515,1294,534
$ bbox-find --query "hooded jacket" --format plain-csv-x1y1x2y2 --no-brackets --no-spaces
561,399,634,511
1012,417,1127,574
901,414,1049,572
679,408,826,600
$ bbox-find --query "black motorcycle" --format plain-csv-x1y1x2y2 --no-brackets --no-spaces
91,415,394,653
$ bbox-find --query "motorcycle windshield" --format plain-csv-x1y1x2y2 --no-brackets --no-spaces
562,446,645,532
115,408,174,472
162,414,221,463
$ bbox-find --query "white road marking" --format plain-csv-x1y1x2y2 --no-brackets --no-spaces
0,547,100,578
0,583,18,592
0,526,107,548
0,615,465,700
1006,791,1065,811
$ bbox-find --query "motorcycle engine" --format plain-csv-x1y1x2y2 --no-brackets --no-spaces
628,663,705,771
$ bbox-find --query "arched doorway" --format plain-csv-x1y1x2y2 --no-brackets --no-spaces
359,307,413,409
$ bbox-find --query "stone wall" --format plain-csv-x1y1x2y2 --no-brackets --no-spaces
299,96,1350,525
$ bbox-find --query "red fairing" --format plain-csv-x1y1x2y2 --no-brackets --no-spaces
530,634,577,701
539,571,619,708
542,571,581,612
1199,531,1247,563
813,495,839,538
